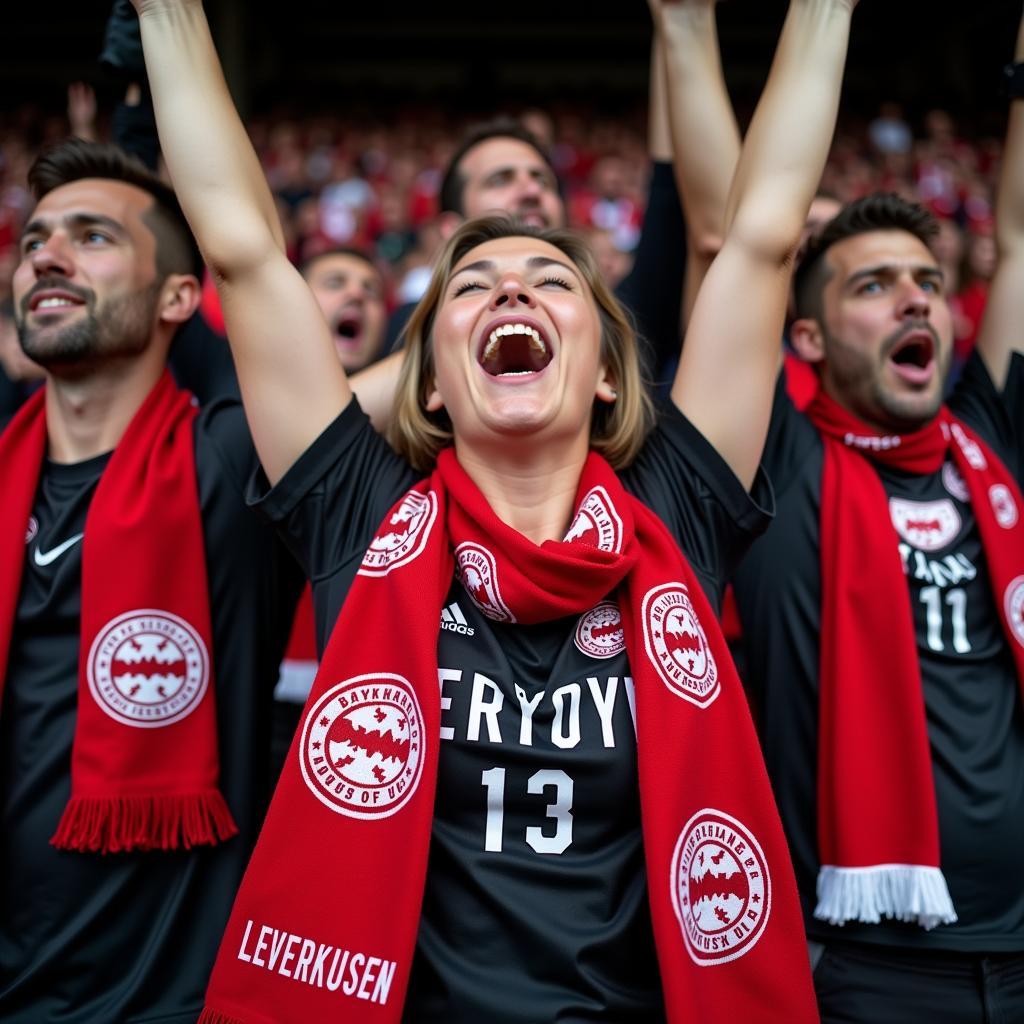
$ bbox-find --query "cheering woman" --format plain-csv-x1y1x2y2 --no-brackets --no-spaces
134,0,857,1020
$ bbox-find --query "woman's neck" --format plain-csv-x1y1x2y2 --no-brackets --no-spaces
453,436,591,545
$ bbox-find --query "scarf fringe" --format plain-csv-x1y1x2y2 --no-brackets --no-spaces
50,791,239,853
198,1010,246,1024
814,864,958,930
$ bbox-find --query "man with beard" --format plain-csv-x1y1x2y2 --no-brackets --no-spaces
729,71,1024,1021
0,138,303,1023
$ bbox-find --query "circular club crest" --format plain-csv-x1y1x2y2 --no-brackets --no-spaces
358,489,437,577
87,609,209,728
300,673,424,820
941,462,970,502
642,583,719,707
25,516,39,544
455,542,516,622
670,809,771,966
563,486,624,553
990,484,1019,529
1004,576,1024,651
574,601,625,659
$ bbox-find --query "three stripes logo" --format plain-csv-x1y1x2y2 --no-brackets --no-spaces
440,602,475,637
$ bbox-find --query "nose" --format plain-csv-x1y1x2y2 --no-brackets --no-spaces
29,233,73,278
898,276,932,319
490,274,535,309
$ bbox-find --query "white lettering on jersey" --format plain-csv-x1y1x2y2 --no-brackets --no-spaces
551,683,582,749
514,684,545,746
587,676,619,748
467,672,504,743
438,668,461,741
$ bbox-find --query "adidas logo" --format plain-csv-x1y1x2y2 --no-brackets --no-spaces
440,601,475,636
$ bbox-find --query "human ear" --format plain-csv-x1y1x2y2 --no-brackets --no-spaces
158,274,202,326
789,318,826,365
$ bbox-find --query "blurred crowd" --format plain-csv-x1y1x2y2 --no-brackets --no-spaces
0,91,1005,386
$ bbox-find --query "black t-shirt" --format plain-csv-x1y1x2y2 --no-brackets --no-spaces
0,400,304,1024
250,399,771,1022
733,351,1024,953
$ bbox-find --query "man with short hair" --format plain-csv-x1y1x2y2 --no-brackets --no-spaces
0,138,302,1023
300,246,388,373
732,123,1024,1024
385,112,688,379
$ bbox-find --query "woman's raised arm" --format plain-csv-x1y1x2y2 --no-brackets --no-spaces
133,0,351,483
673,0,857,489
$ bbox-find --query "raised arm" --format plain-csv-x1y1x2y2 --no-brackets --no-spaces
975,7,1024,392
672,0,855,489
650,0,740,322
132,0,350,483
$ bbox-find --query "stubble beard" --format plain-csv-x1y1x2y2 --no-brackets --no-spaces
17,283,160,376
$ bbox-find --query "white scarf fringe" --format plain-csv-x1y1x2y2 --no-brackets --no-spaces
815,864,958,930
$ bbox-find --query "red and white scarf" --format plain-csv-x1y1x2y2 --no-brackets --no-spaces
199,448,816,1023
806,390,1024,928
0,371,236,853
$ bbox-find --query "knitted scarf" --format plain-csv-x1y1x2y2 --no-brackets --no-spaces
200,448,816,1023
806,390,1024,928
0,370,236,853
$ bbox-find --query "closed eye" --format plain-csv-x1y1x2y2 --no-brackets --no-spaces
453,279,486,297
537,275,572,290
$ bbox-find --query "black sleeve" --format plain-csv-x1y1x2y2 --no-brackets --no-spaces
758,369,822,499
613,162,687,389
621,403,773,611
247,399,420,639
949,348,1023,481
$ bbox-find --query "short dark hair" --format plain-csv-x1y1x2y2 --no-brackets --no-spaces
438,118,559,217
794,193,939,321
299,245,381,282
28,138,204,281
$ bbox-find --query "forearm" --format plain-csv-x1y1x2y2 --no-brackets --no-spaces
657,3,740,264
974,10,1024,389
135,1,284,274
995,18,1024,261
725,0,853,262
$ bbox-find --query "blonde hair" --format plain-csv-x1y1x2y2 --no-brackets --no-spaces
388,215,654,472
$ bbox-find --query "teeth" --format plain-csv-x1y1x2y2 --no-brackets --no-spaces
38,297,76,309
483,323,548,362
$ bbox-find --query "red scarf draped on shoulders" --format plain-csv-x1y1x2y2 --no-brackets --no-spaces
200,448,816,1023
0,370,236,853
805,390,1024,929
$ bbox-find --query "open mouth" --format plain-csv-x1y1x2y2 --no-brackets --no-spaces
887,330,936,383
478,320,553,377
334,314,363,343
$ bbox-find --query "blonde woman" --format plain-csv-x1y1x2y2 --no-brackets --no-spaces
134,1,857,1020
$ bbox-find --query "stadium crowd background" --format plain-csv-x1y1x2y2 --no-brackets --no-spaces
0,94,1007,382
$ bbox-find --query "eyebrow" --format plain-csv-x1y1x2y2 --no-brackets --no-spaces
450,255,580,280
20,212,126,242
846,263,945,287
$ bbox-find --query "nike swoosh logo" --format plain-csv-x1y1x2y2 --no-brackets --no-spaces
33,533,84,566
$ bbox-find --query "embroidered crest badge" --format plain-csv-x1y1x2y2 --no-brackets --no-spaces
889,497,961,552
989,484,1019,529
563,486,624,553
87,609,209,728
642,583,719,708
574,601,625,659
455,542,516,622
670,809,771,966
359,489,437,577
300,673,424,820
